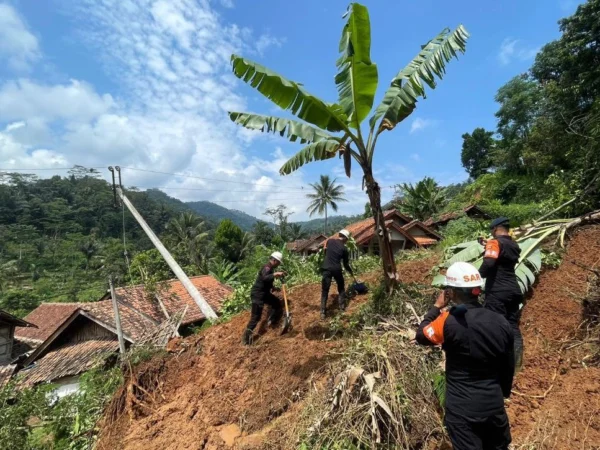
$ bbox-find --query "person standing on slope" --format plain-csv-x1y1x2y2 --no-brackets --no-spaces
242,252,285,345
479,217,524,368
416,262,515,450
320,229,354,319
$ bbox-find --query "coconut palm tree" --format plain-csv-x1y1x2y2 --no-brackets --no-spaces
168,212,211,271
396,177,447,221
306,175,347,232
228,3,469,288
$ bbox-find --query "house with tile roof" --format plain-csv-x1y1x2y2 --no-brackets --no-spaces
286,234,327,257
0,310,36,386
11,275,232,395
423,204,491,230
324,210,442,255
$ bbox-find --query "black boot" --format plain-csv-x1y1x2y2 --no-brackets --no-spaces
242,329,253,346
320,296,327,320
338,292,346,312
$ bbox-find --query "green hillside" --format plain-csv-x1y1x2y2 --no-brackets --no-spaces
186,201,260,231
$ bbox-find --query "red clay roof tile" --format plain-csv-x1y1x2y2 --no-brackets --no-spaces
19,339,118,386
16,304,80,344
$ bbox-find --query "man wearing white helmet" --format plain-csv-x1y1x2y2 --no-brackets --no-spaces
416,262,515,450
242,251,286,345
320,229,354,319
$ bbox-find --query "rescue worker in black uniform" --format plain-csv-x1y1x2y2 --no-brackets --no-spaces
242,251,285,345
479,217,524,368
416,261,515,450
320,229,354,319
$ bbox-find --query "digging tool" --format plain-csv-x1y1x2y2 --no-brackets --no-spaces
281,280,293,335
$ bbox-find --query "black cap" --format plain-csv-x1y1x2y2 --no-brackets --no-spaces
490,217,510,230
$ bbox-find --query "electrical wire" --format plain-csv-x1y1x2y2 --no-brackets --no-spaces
138,186,308,194
120,167,308,190
0,167,108,171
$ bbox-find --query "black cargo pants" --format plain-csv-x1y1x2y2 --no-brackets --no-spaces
246,292,282,331
445,409,511,450
483,292,524,368
321,269,345,302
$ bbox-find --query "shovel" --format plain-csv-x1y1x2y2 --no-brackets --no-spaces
281,282,293,335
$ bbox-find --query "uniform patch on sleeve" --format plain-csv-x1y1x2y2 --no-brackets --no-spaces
484,239,500,259
422,311,449,345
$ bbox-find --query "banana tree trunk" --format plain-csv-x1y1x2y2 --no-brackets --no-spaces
363,168,398,291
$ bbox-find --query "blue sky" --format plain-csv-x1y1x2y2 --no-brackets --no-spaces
0,0,582,220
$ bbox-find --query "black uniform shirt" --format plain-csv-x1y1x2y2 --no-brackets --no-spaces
416,303,515,416
479,235,521,295
250,264,275,298
322,239,353,274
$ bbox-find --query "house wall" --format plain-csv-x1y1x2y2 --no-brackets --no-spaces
0,324,14,365
67,320,114,344
407,227,426,237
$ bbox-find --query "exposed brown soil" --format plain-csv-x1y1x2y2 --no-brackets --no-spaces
98,229,600,450
507,226,600,449
97,256,437,450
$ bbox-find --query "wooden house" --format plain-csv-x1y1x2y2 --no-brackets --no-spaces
12,275,232,395
423,205,490,230
324,210,442,256
0,310,36,385
286,234,327,257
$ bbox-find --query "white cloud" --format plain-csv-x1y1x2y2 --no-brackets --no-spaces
410,117,434,134
255,34,285,56
498,38,539,66
0,79,114,123
0,0,321,218
0,3,40,71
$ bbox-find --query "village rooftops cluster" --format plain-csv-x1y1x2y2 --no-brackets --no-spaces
0,275,232,393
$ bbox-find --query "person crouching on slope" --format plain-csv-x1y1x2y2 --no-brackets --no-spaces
479,217,524,369
320,229,354,319
416,262,515,450
242,252,286,345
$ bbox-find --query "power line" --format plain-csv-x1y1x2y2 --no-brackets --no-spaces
120,167,308,191
0,167,108,171
139,186,309,194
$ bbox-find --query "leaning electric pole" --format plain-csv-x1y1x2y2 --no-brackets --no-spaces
108,166,218,321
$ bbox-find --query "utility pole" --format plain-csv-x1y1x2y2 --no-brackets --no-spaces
108,166,218,321
109,276,126,354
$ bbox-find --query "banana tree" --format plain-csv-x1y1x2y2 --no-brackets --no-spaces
433,208,600,293
228,3,469,289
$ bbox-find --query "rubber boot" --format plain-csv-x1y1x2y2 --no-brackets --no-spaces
320,296,327,320
242,328,253,346
338,292,346,312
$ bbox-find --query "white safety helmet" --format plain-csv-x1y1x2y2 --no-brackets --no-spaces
444,262,484,288
339,229,351,239
270,251,283,263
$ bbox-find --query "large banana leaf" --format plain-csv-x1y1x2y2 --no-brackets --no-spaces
231,56,349,133
229,112,332,144
369,26,469,131
335,3,378,129
436,238,542,294
279,140,341,175
444,240,483,267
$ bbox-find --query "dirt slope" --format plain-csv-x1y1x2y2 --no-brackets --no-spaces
98,257,437,450
507,226,600,449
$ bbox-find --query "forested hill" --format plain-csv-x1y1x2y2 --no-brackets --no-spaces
0,171,213,317
186,201,259,231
